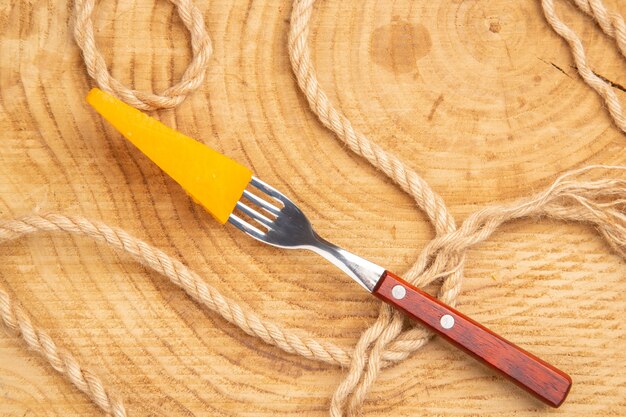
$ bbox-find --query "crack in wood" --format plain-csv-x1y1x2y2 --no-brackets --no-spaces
537,57,573,79
569,64,626,93
593,71,626,93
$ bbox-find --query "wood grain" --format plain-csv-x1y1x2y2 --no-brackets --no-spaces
0,1,625,416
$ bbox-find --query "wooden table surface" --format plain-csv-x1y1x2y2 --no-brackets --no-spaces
1,1,625,416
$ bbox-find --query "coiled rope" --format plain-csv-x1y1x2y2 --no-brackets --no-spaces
1,0,624,416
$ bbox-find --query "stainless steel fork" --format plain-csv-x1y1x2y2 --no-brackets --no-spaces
228,176,384,291
227,176,571,408
87,87,570,407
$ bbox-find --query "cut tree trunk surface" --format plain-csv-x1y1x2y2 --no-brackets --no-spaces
0,1,624,416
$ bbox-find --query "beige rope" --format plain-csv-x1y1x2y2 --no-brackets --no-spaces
287,0,466,412
288,0,626,413
0,214,353,363
1,166,624,416
542,0,626,132
73,0,213,110
1,0,625,416
568,0,626,55
0,288,127,417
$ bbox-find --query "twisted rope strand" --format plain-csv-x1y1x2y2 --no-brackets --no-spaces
288,3,469,410
0,214,352,366
542,0,626,132
73,0,212,110
0,288,127,417
569,0,626,55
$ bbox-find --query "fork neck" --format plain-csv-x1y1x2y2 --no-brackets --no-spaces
306,233,385,292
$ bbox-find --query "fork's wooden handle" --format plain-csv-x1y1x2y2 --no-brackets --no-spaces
373,271,572,407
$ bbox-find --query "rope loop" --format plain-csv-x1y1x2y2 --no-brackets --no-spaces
73,0,213,110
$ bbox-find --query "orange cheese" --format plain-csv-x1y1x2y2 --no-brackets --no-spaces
86,88,252,224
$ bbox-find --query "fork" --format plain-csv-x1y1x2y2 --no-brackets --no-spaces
86,88,572,407
229,177,572,408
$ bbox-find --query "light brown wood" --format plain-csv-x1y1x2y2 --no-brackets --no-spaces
0,1,625,416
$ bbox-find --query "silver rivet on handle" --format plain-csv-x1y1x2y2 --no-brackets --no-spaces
391,285,406,300
440,314,455,329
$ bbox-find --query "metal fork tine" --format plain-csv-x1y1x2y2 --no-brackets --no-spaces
242,190,281,215
235,201,273,228
227,214,267,241
250,176,288,204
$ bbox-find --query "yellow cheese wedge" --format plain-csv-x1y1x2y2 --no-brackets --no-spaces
86,88,252,224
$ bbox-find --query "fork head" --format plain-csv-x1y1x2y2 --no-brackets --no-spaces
227,176,386,292
227,177,319,249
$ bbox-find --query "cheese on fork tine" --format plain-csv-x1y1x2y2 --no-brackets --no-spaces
86,88,252,224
